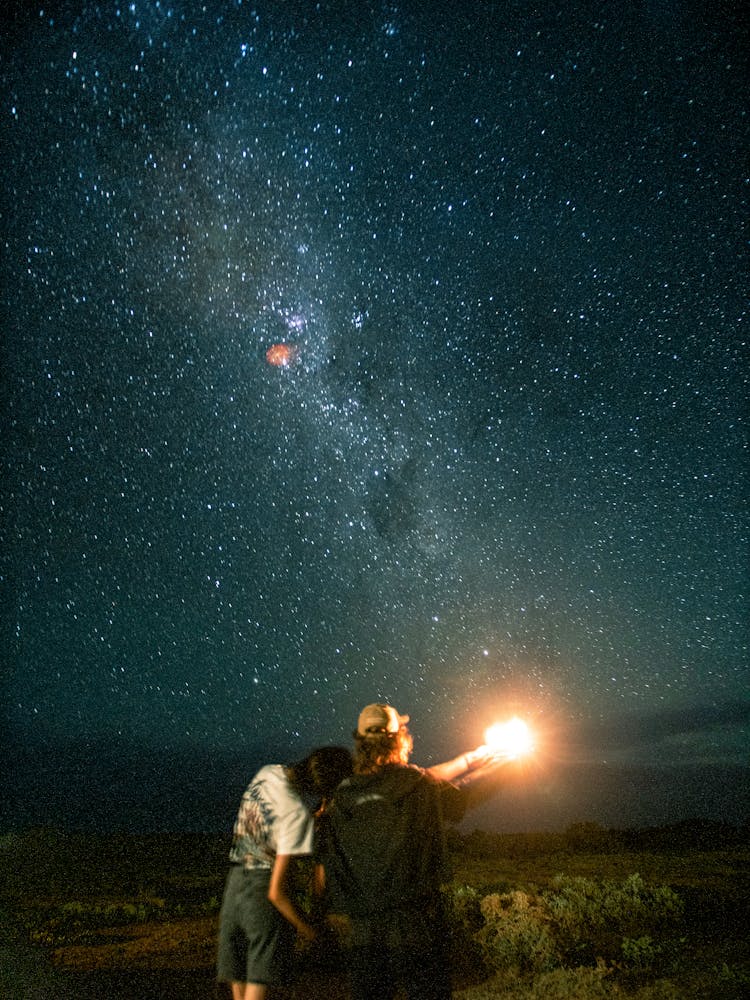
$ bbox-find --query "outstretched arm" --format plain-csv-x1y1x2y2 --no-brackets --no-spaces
425,744,496,782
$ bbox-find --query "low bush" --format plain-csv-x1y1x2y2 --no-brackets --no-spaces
454,961,614,999
476,890,559,974
448,873,685,986
545,873,683,970
716,961,750,1000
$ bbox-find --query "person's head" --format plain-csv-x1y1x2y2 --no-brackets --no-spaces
353,703,413,774
288,746,353,804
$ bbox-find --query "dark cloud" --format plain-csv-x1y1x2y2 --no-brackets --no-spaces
570,701,750,764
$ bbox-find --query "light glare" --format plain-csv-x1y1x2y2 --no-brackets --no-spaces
484,717,534,759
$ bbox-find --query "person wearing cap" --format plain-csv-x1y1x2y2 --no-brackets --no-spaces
353,702,493,782
216,745,353,1000
314,703,503,1000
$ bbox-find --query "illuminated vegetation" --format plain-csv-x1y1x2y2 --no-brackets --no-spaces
1,823,748,998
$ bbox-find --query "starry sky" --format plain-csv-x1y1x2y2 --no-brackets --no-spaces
2,1,748,833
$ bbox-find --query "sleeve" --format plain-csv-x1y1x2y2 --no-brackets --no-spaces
276,804,314,855
423,771,467,824
273,777,315,855
414,765,468,824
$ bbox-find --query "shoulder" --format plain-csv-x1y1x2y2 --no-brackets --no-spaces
248,763,282,784
398,765,467,815
244,764,281,793
401,764,448,788
263,765,309,813
261,764,287,782
375,764,435,798
245,765,296,804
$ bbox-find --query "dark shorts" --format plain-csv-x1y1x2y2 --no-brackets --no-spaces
216,865,295,986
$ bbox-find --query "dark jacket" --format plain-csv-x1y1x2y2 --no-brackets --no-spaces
315,764,466,918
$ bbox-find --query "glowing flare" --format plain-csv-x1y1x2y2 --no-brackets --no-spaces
484,717,534,759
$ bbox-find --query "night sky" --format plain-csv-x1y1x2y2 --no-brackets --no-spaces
3,1,748,834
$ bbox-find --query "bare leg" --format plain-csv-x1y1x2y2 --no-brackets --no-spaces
231,983,269,1000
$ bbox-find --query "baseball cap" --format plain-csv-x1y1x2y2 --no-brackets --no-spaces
357,703,410,737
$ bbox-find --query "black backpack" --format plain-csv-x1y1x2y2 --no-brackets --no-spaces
316,766,454,917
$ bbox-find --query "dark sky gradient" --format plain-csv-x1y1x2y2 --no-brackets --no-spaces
2,0,748,833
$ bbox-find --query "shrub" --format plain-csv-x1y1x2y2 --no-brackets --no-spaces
564,822,619,854
443,883,484,934
454,960,614,999
20,894,204,947
621,935,661,972
476,890,558,974
442,884,486,974
545,874,683,968
628,982,681,999
457,874,685,982
455,966,684,1000
523,961,614,998
716,962,750,1000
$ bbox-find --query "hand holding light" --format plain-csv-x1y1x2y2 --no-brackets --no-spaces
463,744,495,771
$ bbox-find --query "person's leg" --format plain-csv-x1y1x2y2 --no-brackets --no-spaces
229,984,269,1000
348,942,396,1000
243,984,269,1000
403,957,452,1000
394,906,452,1000
218,869,252,996
238,872,296,996
389,943,450,1000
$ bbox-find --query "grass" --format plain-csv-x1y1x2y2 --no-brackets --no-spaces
1,823,748,998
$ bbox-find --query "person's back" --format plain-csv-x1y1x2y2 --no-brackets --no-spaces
316,702,524,998
318,763,457,918
315,704,477,1000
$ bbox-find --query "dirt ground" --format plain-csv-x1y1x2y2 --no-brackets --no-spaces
0,908,350,1000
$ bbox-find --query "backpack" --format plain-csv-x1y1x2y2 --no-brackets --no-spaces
316,765,453,917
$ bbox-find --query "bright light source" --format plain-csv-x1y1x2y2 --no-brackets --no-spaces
484,717,534,759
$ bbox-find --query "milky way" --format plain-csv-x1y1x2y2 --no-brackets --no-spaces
2,1,747,829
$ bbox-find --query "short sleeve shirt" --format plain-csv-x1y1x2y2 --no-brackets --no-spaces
229,764,313,870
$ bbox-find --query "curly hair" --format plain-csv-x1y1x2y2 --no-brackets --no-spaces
353,727,413,774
